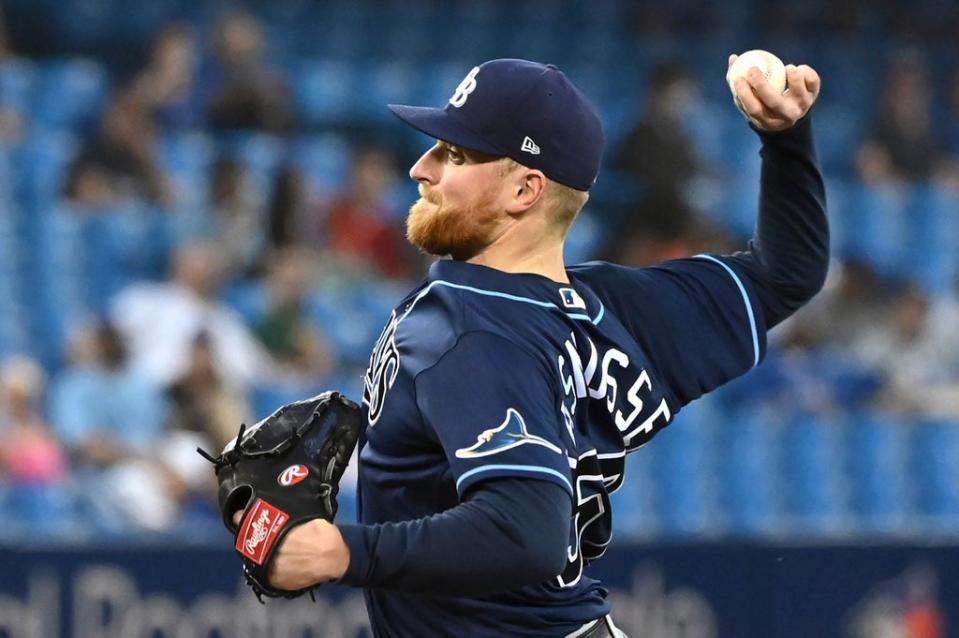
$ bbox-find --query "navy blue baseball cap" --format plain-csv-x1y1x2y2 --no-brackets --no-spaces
388,59,605,191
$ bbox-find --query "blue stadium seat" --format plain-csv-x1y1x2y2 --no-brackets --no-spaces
781,412,848,534
683,103,736,168
847,413,913,533
294,60,356,125
158,132,215,211
293,133,352,194
713,171,761,239
912,419,959,521
354,62,420,121
653,400,720,535
564,210,604,265
0,58,36,117
221,279,268,326
823,178,849,258
812,104,865,176
840,182,911,277
16,129,79,209
306,280,389,366
158,132,215,173
222,131,285,179
610,450,661,539
31,59,109,130
907,185,959,295
718,408,782,536
0,144,16,207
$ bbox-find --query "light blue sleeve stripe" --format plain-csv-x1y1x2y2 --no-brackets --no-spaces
592,303,605,325
456,464,574,495
695,254,760,368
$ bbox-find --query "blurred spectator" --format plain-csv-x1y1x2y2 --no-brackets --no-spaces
855,52,952,185
598,190,729,267
207,156,264,276
948,66,959,153
49,322,166,469
0,4,9,58
902,565,945,638
267,163,311,254
612,62,704,199
939,66,959,188
166,331,251,451
67,85,171,206
254,248,335,381
110,241,276,390
627,3,719,34
850,281,959,418
62,162,117,209
0,356,68,487
203,12,293,133
132,23,203,130
0,6,24,143
324,145,412,278
783,260,887,348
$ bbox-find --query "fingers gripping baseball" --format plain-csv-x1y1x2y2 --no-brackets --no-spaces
728,53,820,132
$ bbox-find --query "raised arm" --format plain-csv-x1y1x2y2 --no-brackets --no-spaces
726,56,829,327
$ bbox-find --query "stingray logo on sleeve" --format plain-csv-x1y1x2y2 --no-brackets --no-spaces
456,408,562,458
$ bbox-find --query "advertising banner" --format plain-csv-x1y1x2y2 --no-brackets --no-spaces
1,542,956,637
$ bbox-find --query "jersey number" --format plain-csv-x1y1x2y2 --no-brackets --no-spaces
556,453,624,588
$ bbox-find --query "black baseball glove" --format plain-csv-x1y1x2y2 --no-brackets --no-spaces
198,391,363,601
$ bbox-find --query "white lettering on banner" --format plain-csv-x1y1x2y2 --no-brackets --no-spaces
0,572,58,638
605,567,718,638
0,566,371,638
0,564,717,638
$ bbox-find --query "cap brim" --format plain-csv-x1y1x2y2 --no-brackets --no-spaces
387,104,504,156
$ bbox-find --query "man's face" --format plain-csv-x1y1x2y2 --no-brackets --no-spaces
406,141,509,260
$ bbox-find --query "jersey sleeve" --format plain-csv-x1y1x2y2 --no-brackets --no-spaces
571,256,767,409
413,331,573,500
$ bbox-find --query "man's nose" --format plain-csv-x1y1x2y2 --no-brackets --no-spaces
409,145,440,184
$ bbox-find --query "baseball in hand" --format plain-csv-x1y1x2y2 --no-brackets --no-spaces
726,49,787,95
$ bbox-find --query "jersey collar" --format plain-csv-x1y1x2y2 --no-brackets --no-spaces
427,259,604,323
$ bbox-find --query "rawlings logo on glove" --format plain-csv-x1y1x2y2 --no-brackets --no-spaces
237,499,289,564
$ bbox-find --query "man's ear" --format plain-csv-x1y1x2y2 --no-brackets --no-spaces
505,169,548,215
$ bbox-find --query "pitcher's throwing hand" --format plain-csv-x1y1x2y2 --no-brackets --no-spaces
729,53,821,132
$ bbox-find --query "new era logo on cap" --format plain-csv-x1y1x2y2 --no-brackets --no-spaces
521,136,540,155
387,59,605,191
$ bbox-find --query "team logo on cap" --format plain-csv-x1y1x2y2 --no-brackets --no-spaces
521,136,541,155
277,464,309,486
449,66,480,108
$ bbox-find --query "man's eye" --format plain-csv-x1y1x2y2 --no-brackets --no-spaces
447,148,464,163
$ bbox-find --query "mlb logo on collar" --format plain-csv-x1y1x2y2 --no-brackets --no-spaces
559,287,586,310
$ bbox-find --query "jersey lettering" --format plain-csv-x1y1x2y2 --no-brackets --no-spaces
554,332,672,588
363,311,400,425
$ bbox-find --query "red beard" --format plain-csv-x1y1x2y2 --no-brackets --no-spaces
406,187,500,260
